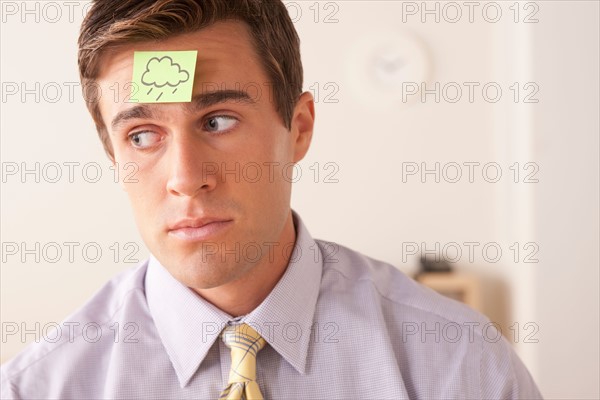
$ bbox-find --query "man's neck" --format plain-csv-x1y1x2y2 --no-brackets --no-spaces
192,211,297,317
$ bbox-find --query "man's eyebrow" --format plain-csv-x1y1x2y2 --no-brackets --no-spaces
110,90,256,131
111,106,156,131
185,89,256,112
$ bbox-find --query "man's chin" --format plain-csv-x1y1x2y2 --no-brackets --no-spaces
162,258,241,289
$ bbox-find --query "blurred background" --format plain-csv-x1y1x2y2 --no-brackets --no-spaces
1,1,598,398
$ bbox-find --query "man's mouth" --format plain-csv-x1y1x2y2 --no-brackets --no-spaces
167,218,234,241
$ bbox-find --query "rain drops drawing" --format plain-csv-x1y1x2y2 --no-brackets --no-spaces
142,56,189,101
131,50,198,103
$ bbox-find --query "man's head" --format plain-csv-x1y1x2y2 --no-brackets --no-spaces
77,0,314,295
78,0,304,160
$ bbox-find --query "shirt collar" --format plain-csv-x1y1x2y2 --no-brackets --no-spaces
145,253,231,388
145,210,323,388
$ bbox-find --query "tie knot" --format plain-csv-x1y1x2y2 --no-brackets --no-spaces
220,323,266,387
221,323,266,352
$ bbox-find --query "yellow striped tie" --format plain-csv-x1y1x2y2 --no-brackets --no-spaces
219,323,266,400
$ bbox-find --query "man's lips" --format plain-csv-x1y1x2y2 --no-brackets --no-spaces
167,218,233,241
168,217,232,231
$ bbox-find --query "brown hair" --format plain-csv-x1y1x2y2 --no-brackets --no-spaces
78,0,303,160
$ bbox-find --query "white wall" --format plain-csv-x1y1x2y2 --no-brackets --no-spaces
1,1,598,398
530,2,599,398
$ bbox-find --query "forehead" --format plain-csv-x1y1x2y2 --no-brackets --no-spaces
95,20,267,123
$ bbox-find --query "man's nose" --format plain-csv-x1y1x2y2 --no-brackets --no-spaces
166,133,217,197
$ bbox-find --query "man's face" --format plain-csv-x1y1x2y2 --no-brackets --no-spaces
96,21,312,290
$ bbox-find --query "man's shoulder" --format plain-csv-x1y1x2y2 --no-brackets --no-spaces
314,238,487,326
312,239,543,398
1,260,149,388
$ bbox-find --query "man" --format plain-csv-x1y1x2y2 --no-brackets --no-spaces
1,0,543,399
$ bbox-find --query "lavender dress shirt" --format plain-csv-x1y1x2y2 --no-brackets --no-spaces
1,210,543,399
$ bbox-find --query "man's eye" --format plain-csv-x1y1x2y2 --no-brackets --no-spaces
205,116,238,134
128,131,161,149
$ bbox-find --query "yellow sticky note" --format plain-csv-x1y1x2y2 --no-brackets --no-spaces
130,51,198,103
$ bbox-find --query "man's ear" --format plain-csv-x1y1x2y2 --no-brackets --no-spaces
290,91,315,163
